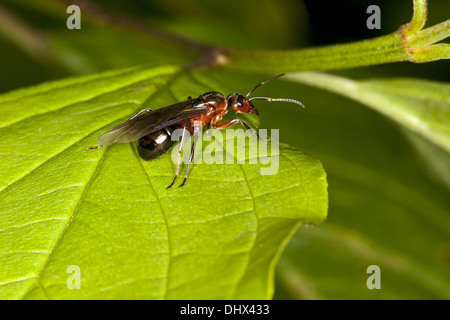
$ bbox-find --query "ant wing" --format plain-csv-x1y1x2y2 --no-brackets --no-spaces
97,99,209,146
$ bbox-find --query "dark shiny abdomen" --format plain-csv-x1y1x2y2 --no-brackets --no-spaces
137,127,175,160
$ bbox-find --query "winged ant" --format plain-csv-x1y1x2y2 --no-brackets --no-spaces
87,74,304,188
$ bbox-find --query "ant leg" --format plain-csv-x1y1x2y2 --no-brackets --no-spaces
167,124,187,189
85,145,104,151
240,120,270,142
238,120,270,142
214,119,270,142
179,123,200,188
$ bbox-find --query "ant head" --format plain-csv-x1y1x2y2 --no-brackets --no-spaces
227,74,305,115
226,93,259,115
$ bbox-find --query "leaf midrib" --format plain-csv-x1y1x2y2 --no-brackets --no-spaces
134,145,171,300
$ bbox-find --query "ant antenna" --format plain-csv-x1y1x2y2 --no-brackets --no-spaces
245,73,285,98
249,97,305,108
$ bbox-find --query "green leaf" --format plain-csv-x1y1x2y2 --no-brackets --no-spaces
0,65,327,299
256,79,450,299
285,72,450,166
284,73,450,154
402,129,450,190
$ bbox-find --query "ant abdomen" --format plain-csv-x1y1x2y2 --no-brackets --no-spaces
137,127,175,160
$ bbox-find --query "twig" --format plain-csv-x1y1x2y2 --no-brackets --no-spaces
58,0,230,64
0,4,50,63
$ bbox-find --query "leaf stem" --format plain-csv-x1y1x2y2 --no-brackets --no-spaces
224,33,410,73
404,0,428,34
409,20,450,47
